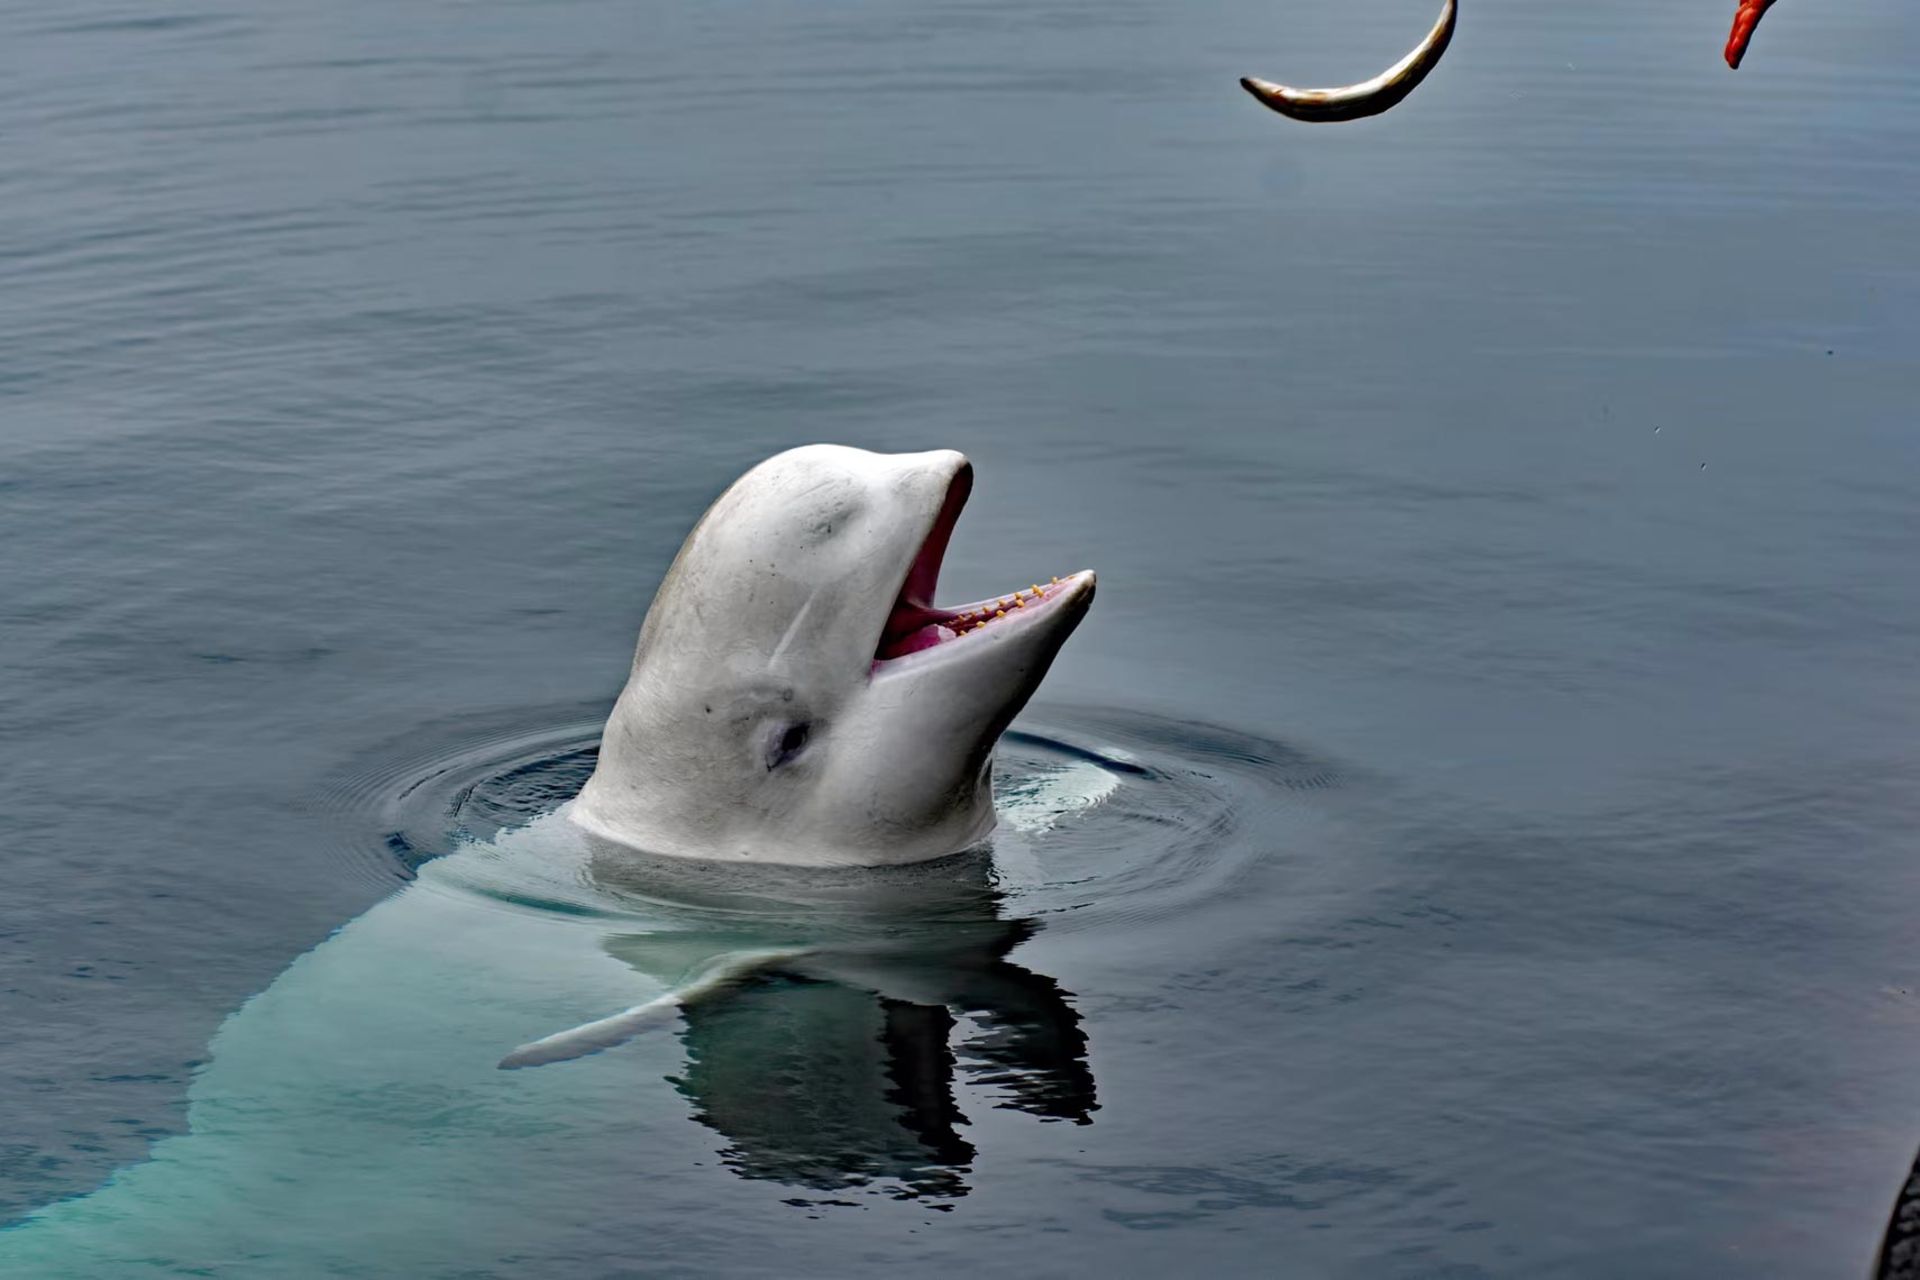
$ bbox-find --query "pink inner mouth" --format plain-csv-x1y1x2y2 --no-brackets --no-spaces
872,465,1082,664
876,578,1083,661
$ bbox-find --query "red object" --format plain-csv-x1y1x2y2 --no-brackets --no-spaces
1725,0,1779,69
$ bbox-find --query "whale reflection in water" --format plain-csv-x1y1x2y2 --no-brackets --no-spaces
577,842,1098,1201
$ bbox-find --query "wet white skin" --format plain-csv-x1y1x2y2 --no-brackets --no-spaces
572,444,1096,867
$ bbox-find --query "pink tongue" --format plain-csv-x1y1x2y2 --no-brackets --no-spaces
877,598,955,659
880,623,955,659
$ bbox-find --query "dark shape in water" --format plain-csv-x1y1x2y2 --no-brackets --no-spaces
1876,1144,1920,1279
667,920,1095,1199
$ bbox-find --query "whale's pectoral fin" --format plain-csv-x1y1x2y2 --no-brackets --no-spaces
498,947,816,1070
497,993,685,1069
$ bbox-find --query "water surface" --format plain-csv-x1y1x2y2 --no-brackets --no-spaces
4,0,1919,1275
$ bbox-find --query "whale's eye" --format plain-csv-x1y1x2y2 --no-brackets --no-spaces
766,721,810,770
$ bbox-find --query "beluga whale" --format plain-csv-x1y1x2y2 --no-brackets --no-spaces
573,443,1096,866
0,445,1104,1275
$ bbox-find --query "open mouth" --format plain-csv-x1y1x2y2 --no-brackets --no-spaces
873,461,1093,667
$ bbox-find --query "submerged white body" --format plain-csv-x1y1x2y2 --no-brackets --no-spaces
0,810,1099,1274
572,445,1095,867
0,447,1098,1272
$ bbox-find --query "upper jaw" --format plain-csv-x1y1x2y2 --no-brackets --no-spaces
875,454,973,650
895,454,972,619
870,454,1095,675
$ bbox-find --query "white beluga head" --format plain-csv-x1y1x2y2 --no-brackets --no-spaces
571,445,1095,867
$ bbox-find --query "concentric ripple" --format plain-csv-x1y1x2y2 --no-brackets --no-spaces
315,701,1343,933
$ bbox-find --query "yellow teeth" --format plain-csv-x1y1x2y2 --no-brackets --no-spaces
938,577,1067,639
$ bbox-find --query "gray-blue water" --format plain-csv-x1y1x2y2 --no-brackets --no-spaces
4,0,1919,1275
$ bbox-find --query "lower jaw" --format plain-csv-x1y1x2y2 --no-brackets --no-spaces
876,572,1088,663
